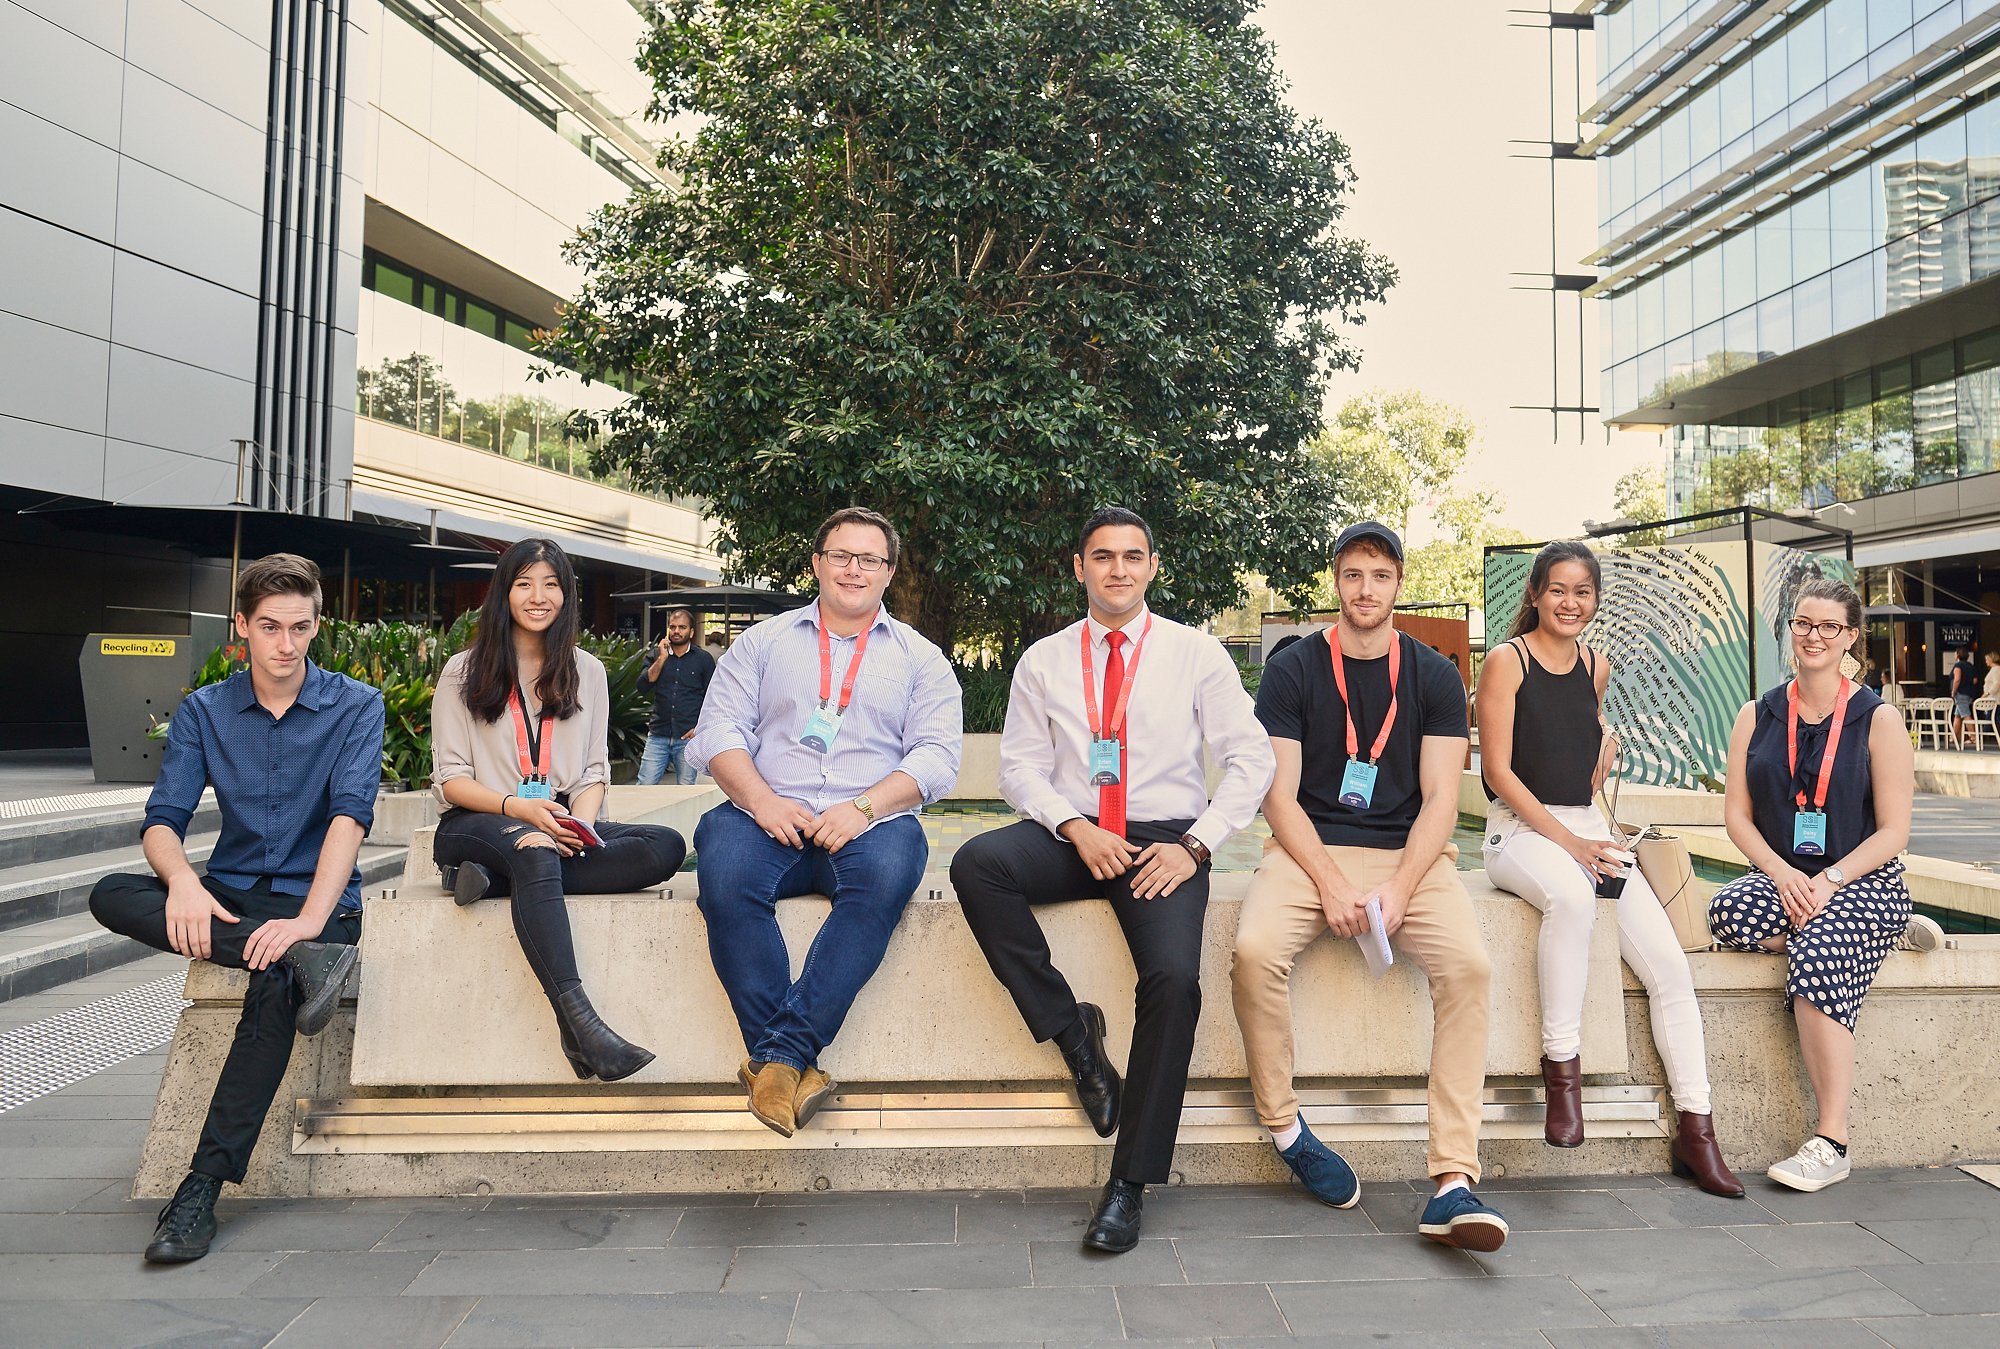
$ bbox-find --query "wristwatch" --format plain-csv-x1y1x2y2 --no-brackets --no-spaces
1823,866,1847,888
1180,833,1211,866
853,794,876,822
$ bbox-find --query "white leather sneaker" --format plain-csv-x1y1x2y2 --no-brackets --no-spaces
1768,1136,1851,1192
1898,914,1945,952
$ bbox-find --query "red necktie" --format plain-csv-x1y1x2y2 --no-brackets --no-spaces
1098,630,1127,838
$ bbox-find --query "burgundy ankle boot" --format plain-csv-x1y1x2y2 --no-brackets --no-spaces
1670,1112,1745,1198
1541,1055,1583,1148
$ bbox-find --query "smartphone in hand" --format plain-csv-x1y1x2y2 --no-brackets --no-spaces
553,813,604,849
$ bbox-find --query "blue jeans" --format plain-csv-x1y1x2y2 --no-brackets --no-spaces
693,802,929,1071
638,733,697,785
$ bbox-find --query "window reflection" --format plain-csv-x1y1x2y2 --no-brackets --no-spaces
354,251,659,501
1664,330,2000,512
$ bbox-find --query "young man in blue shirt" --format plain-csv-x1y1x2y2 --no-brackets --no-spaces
90,554,385,1264
689,507,962,1136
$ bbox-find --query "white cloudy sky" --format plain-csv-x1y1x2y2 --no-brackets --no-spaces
1256,0,1664,540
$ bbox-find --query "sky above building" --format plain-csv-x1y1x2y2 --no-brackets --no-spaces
1257,0,1665,541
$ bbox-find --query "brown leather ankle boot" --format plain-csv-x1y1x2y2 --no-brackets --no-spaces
1670,1111,1745,1198
1541,1055,1583,1147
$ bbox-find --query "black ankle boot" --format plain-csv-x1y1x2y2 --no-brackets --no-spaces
145,1171,223,1264
281,941,358,1037
550,986,655,1082
1083,1178,1145,1253
449,861,493,907
1059,1003,1121,1138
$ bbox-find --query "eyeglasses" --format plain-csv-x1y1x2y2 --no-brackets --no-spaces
1788,617,1853,640
817,549,890,572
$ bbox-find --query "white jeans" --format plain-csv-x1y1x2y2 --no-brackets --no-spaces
1484,803,1713,1115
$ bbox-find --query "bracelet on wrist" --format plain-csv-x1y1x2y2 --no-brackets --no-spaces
500,794,513,818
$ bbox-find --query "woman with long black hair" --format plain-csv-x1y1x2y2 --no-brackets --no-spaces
1477,541,1741,1196
431,539,686,1081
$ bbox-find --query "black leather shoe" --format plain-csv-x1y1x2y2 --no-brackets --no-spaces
449,861,493,906
1060,1003,1121,1138
281,941,358,1037
550,986,655,1082
144,1171,222,1264
1082,1178,1145,1253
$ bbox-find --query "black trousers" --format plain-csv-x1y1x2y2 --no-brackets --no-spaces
88,873,360,1185
433,809,685,1000
950,817,1209,1184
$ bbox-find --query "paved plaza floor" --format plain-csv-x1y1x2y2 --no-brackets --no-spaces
2,958,1997,1347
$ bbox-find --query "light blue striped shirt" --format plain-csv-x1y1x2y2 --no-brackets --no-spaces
689,602,962,820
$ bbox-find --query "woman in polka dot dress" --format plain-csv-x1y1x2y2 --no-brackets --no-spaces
1707,576,1919,1193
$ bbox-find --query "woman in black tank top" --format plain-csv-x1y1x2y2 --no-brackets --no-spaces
1477,542,1740,1197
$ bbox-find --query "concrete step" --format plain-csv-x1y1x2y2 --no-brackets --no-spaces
0,845,407,1003
0,792,220,869
0,833,220,935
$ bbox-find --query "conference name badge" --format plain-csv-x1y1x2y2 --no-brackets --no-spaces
516,778,554,801
1339,760,1378,810
799,703,844,754
1088,736,1122,786
1793,810,1828,856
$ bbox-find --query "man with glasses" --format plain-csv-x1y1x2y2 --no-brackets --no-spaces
688,507,963,1135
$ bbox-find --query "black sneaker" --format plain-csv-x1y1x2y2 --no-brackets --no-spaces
144,1172,222,1264
282,941,358,1036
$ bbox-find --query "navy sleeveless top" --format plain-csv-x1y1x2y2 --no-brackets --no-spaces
1743,681,1881,876
1483,639,1600,807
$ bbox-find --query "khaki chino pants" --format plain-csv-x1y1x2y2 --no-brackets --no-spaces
1230,841,1492,1182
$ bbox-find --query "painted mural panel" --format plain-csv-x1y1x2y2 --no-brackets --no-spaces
1483,543,1855,789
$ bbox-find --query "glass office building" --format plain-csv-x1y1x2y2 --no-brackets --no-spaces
1585,1,2000,686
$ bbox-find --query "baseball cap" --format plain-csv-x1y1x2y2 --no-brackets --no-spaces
1334,520,1404,563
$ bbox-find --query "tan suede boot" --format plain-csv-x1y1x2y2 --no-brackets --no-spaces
794,1066,837,1129
740,1059,800,1137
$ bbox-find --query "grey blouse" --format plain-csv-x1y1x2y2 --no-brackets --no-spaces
431,648,611,812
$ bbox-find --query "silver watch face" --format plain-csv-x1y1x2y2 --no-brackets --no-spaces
1825,867,1845,885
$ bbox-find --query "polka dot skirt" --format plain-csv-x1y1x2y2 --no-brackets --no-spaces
1706,859,1911,1032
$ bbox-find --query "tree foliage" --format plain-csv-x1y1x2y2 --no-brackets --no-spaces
1309,389,1476,534
546,0,1394,657
1611,464,1668,544
1399,490,1529,609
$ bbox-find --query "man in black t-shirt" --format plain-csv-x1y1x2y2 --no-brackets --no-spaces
1229,522,1508,1251
1950,644,1978,748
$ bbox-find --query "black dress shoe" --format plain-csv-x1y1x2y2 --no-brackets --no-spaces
549,986,655,1082
449,861,494,906
1082,1178,1145,1253
1060,1003,1121,1138
281,941,358,1037
144,1171,223,1264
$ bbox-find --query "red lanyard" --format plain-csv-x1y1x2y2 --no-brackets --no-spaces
1786,677,1852,811
1329,630,1401,764
818,608,878,712
1080,613,1154,741
507,686,552,780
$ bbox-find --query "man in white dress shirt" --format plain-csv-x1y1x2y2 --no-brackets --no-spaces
951,507,1275,1253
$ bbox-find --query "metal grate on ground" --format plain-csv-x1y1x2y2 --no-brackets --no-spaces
0,786,155,820
0,974,188,1112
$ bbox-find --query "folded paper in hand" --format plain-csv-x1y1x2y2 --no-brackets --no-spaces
1357,895,1393,977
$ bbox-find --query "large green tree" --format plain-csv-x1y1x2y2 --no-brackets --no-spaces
547,0,1394,657
1309,389,1476,535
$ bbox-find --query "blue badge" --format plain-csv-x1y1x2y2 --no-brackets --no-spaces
799,703,844,754
1793,810,1828,856
1339,760,1378,810
516,778,553,801
1088,737,1122,786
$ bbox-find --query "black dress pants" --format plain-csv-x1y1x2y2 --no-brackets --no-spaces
432,809,686,1000
88,873,360,1185
950,817,1209,1184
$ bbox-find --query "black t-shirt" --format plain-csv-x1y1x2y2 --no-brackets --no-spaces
1953,659,1977,698
1255,628,1469,849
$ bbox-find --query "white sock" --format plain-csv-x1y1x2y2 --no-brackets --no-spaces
1435,1178,1469,1197
1272,1119,1303,1151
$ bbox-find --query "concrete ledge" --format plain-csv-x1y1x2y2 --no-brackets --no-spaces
1914,748,2000,798
349,866,1628,1088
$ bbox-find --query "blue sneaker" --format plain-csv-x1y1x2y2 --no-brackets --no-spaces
1275,1119,1360,1208
1418,1186,1509,1251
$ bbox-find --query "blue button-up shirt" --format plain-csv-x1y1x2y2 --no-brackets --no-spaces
689,602,962,821
144,661,385,910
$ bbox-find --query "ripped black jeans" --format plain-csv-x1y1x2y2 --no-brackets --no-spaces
433,808,686,999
